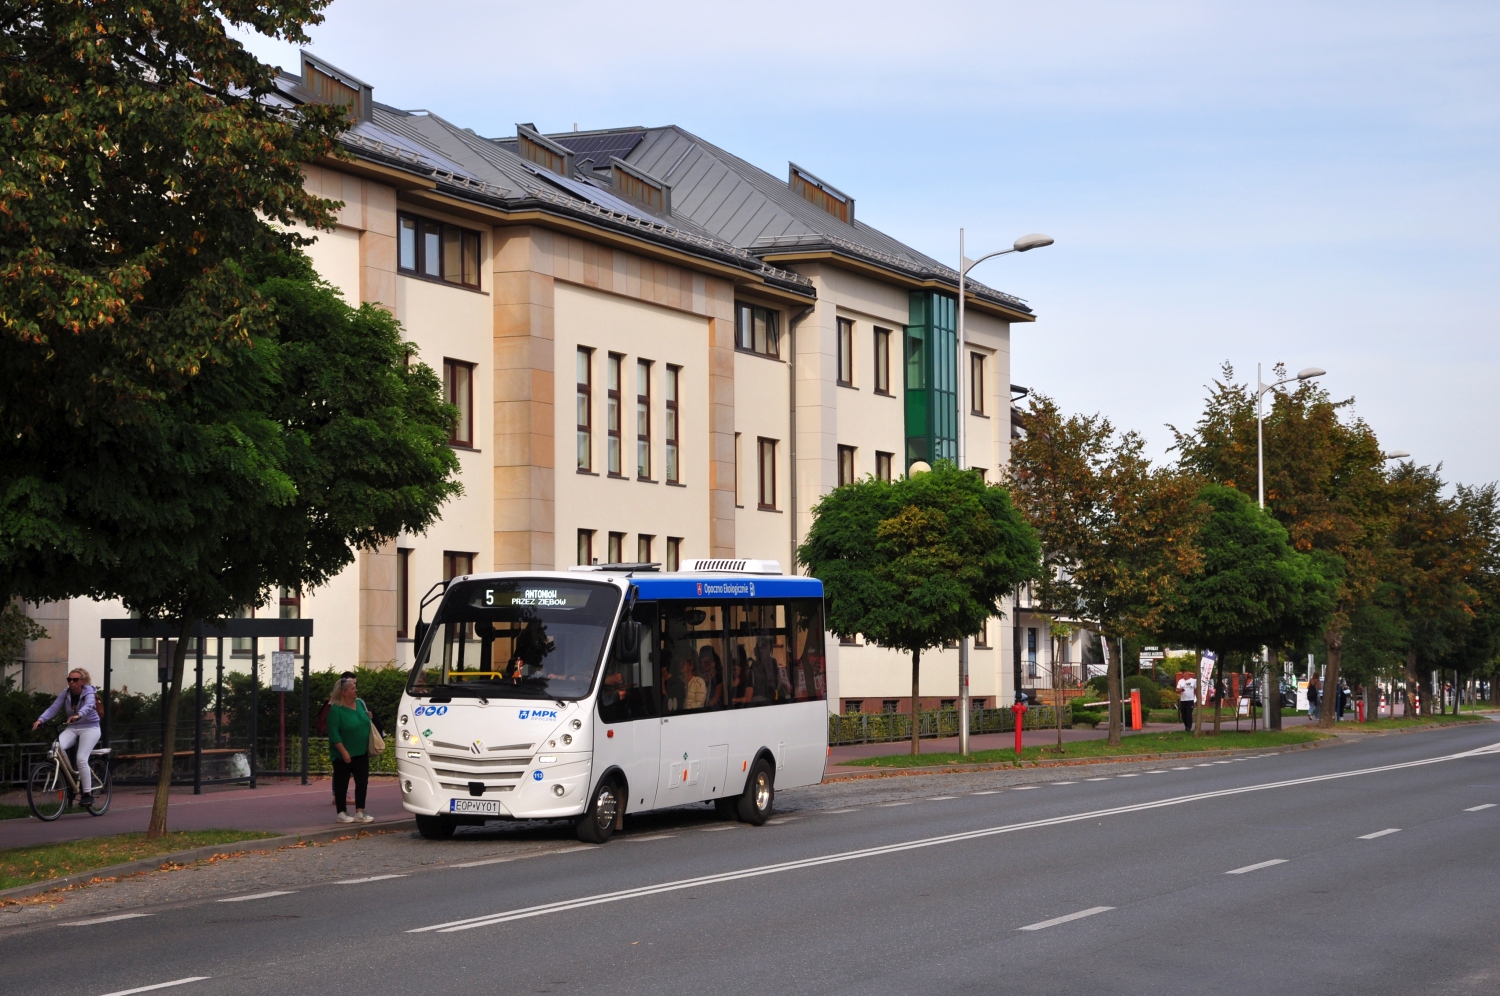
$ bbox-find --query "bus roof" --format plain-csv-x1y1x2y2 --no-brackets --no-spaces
448,569,822,601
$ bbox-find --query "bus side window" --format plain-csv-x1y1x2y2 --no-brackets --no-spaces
661,604,725,712
728,602,789,706
789,599,827,701
599,603,660,723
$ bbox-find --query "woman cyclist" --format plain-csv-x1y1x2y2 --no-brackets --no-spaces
32,668,101,807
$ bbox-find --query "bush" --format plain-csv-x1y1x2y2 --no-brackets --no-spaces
1123,675,1161,710
1086,675,1109,697
1071,699,1105,728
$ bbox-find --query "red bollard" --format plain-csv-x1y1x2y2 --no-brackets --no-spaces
1012,700,1027,755
1130,689,1143,731
1357,697,1365,723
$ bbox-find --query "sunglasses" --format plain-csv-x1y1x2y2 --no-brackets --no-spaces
68,677,84,683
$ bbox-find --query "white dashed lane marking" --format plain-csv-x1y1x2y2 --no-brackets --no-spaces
624,834,677,842
1358,829,1401,840
1051,781,1077,785
1117,773,1140,778
821,808,858,814
1226,859,1288,875
1017,906,1114,931
1465,804,1496,812
337,874,407,885
64,913,153,926
1085,778,1110,782
1173,767,1193,770
99,978,210,996
928,796,957,801
216,891,294,903
971,790,1001,796
1012,785,1038,791
879,801,913,807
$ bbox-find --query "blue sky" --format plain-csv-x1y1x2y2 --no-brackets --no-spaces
237,1,1500,485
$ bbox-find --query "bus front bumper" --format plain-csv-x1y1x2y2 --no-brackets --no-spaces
396,754,592,821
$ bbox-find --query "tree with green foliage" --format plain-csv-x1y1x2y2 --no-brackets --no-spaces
1152,485,1335,735
1009,395,1204,746
1173,366,1389,729
0,601,46,669
798,463,1040,756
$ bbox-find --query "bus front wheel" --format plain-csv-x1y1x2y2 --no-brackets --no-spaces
576,778,621,844
737,758,774,825
415,814,456,839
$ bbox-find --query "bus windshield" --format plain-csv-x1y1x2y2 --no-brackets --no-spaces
408,579,622,700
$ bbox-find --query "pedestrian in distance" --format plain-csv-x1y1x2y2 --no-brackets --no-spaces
1175,672,1197,732
1307,675,1321,723
32,668,101,807
326,674,375,823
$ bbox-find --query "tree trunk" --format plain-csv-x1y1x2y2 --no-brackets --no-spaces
1193,649,1205,738
1267,650,1282,730
1320,627,1342,729
910,648,921,756
1362,682,1377,723
1404,650,1420,717
1106,635,1122,747
147,621,192,838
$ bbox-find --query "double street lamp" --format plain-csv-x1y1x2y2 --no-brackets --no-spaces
955,230,1053,755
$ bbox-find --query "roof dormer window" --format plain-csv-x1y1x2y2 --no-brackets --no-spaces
516,124,574,177
611,158,669,214
300,52,372,123
789,164,853,224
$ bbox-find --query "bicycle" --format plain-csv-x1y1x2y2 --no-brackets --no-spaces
27,738,112,821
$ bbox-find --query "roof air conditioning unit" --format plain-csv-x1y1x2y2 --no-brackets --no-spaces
679,558,783,576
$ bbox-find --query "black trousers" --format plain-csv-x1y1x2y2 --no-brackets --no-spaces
333,752,369,812
1179,702,1195,732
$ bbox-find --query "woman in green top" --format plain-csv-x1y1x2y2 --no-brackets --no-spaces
327,676,374,824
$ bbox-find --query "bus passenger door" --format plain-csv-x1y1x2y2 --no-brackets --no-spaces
595,603,660,815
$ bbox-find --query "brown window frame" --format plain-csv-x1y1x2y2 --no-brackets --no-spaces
873,327,892,395
837,444,856,487
836,318,855,387
665,536,682,572
278,586,301,653
577,529,595,567
974,619,989,649
970,351,986,415
875,451,894,483
576,347,593,472
735,302,781,359
637,534,654,564
397,212,482,289
443,359,475,448
396,548,412,639
636,358,653,480
606,353,623,477
664,364,680,484
607,531,625,564
757,437,778,510
443,552,475,582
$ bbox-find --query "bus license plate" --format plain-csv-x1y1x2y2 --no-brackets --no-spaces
450,799,500,815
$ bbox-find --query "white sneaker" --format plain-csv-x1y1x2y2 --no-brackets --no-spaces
335,812,355,823
354,811,375,823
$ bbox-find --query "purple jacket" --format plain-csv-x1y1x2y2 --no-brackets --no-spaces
38,685,100,727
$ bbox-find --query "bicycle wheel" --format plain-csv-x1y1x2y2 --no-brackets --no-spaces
27,761,66,821
86,758,112,816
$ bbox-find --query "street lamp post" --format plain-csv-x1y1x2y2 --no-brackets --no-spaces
956,230,1052,755
1254,363,1323,729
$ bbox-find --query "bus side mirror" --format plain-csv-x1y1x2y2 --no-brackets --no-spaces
617,620,642,665
413,620,429,652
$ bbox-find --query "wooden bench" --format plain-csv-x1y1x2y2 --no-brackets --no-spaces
112,748,245,763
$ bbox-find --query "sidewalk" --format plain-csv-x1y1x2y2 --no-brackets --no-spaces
0,777,404,850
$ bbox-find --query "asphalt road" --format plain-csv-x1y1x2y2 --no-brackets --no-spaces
5,723,1499,996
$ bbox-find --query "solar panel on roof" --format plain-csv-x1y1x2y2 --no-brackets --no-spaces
550,131,645,167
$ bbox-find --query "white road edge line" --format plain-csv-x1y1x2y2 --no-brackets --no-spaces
1358,829,1401,839
336,874,408,884
1226,859,1288,875
98,978,210,996
970,791,1000,796
1018,906,1114,931
1465,804,1496,812
928,796,957,801
624,834,677,842
408,740,1500,934
452,857,517,867
821,808,858,814
63,913,153,927
216,891,295,903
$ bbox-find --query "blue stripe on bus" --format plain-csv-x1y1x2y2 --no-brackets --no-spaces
627,576,823,600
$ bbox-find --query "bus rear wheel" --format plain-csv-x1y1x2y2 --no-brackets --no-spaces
576,778,621,844
415,814,456,839
737,758,774,825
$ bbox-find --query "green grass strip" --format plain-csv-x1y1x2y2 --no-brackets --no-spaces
1343,714,1485,730
0,830,278,891
0,804,33,822
841,728,1328,768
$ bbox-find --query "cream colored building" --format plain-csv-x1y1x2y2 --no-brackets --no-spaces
12,53,1043,715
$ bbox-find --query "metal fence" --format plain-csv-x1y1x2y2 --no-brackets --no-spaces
0,741,51,788
828,705,1066,746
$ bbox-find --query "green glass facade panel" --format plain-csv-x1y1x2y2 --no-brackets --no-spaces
903,290,957,471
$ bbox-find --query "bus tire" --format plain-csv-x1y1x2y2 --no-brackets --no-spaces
736,757,774,825
415,814,456,840
576,777,621,844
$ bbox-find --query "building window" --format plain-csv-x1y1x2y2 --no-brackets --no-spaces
443,359,474,447
444,552,475,581
941,699,956,710
577,529,595,567
970,351,986,415
396,549,411,639
974,620,988,648
881,699,900,714
279,586,301,653
664,365,680,484
838,445,856,487
638,534,654,564
606,353,623,476
757,437,777,510
607,532,625,564
735,302,780,358
874,327,892,395
844,700,863,714
576,348,593,472
836,318,854,386
666,537,682,572
840,633,859,646
875,451,893,483
734,433,742,506
636,359,652,479
1027,626,1038,679
231,606,254,656
397,212,481,288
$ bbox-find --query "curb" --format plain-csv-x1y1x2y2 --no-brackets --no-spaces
0,818,416,903
822,738,1332,782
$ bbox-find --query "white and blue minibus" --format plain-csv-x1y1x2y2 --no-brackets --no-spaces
395,560,827,843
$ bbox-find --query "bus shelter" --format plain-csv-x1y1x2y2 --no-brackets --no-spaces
99,617,315,793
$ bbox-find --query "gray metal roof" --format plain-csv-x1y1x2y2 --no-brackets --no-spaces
541,126,1031,314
